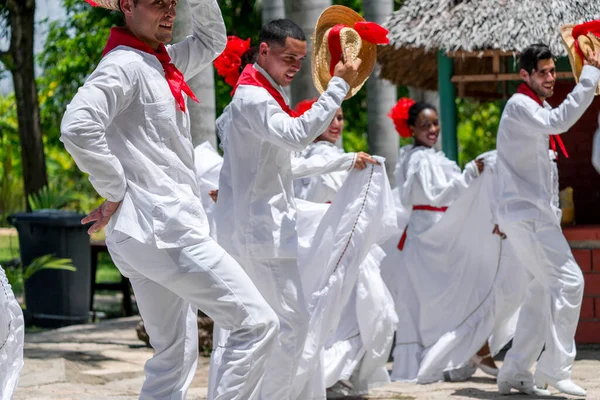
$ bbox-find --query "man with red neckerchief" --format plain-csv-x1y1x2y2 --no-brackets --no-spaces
213,19,365,400
60,0,279,398
494,43,600,397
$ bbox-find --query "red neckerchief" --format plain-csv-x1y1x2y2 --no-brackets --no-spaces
233,65,298,117
102,27,198,112
516,83,568,158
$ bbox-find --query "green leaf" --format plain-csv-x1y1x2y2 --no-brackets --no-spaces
23,254,76,280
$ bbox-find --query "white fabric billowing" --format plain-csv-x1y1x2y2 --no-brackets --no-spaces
60,0,226,249
194,141,223,237
0,266,24,400
385,147,527,383
322,245,398,394
292,156,397,399
294,141,355,203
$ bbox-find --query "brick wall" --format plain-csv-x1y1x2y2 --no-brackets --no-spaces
549,81,600,224
564,227,600,343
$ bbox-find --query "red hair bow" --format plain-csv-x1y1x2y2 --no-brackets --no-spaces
388,98,416,138
294,98,318,116
214,36,251,87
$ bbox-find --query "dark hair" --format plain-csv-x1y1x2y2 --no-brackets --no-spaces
240,46,259,74
259,19,306,48
408,101,437,127
520,44,553,75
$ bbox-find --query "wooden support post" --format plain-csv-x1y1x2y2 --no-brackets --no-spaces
437,50,458,161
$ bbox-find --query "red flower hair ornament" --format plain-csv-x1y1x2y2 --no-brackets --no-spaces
294,98,318,116
214,36,251,87
388,98,416,138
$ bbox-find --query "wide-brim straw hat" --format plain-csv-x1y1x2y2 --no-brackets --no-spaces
85,0,120,11
560,23,600,95
312,6,378,100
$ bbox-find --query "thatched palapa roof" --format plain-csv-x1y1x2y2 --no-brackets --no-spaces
378,0,600,93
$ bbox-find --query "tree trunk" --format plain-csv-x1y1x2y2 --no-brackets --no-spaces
261,0,285,24
289,0,330,106
6,0,48,205
173,0,217,148
363,0,398,184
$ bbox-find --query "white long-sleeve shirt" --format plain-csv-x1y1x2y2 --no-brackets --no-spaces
395,145,479,235
60,0,226,248
293,141,356,203
215,63,349,259
496,65,600,225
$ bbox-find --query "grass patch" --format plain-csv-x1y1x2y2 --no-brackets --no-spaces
0,234,19,262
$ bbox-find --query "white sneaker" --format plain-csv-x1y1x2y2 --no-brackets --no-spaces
534,370,587,397
497,378,552,396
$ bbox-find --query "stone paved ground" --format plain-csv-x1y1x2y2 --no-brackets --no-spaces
14,317,600,400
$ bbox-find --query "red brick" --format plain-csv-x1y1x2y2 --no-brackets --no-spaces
573,249,592,271
596,298,600,319
576,321,600,344
564,226,600,241
593,250,600,271
584,274,600,296
581,297,595,319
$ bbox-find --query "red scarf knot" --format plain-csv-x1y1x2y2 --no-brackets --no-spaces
234,65,298,117
102,27,198,112
516,83,568,159
327,21,389,77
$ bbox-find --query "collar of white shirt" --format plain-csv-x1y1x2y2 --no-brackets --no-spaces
253,62,291,105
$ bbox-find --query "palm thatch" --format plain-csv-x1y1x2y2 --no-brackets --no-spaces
378,0,600,91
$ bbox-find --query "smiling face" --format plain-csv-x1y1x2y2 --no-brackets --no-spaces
521,58,556,101
410,108,441,148
121,0,177,50
258,37,307,87
317,108,343,143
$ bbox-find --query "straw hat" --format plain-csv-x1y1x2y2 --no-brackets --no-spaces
85,0,120,11
560,23,600,95
312,6,382,99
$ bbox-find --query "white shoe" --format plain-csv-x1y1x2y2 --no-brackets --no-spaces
326,380,354,399
497,379,552,396
535,370,587,397
471,353,499,377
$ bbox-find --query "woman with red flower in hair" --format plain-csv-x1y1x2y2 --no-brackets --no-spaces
381,98,520,383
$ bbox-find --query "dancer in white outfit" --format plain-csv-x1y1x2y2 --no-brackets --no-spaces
0,266,24,400
385,100,492,381
495,43,600,397
213,19,365,400
60,1,279,398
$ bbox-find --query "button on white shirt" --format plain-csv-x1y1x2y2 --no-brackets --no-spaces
60,0,226,248
216,64,350,259
496,65,600,224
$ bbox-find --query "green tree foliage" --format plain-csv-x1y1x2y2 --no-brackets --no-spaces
457,98,503,167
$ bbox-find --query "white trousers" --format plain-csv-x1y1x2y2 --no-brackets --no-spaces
211,257,309,400
106,232,279,400
498,219,584,384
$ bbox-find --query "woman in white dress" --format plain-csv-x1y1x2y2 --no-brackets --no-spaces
384,99,510,382
0,265,24,399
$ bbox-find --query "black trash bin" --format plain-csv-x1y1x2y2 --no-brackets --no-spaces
8,210,91,328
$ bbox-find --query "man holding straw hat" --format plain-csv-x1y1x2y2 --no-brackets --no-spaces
60,0,280,398
214,7,387,399
494,36,600,397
